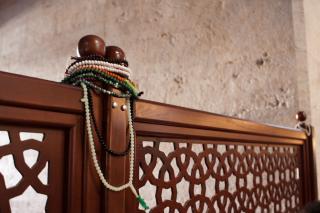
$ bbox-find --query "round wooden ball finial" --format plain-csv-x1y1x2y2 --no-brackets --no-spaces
78,35,106,57
105,46,128,67
296,111,307,122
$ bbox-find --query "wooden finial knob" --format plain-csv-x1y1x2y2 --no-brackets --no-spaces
105,46,128,67
77,35,106,57
296,111,307,122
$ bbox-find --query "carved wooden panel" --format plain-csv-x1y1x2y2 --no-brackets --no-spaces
0,125,66,213
136,138,302,213
0,71,314,213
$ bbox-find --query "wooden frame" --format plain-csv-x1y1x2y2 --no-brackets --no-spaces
0,70,317,212
131,100,316,212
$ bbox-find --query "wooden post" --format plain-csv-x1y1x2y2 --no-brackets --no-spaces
77,35,133,212
104,93,129,213
296,111,318,202
102,45,133,212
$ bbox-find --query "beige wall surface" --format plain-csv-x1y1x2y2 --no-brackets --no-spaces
0,0,319,210
0,0,301,126
303,0,320,198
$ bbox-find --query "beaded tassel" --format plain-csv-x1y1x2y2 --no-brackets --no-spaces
63,55,147,209
80,83,148,210
137,196,149,210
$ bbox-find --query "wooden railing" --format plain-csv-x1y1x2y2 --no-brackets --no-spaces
0,70,317,212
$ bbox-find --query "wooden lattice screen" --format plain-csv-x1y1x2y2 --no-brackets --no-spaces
0,71,317,213
132,101,317,213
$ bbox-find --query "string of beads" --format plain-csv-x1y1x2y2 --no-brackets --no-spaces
80,83,148,209
62,69,141,98
62,35,149,209
62,51,148,210
87,90,131,156
66,55,129,71
67,60,131,78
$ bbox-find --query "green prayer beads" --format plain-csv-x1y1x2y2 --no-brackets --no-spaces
137,196,149,210
63,69,141,98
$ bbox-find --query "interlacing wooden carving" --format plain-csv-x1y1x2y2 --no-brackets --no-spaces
0,125,66,213
136,138,302,213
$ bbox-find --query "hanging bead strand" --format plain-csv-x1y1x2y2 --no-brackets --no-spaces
80,83,148,210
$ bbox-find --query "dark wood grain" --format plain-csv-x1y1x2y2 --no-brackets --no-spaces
0,106,83,213
104,90,129,213
135,122,304,145
0,70,316,213
135,100,306,140
135,137,303,212
0,71,82,114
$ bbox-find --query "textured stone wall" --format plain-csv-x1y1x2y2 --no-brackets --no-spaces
0,0,300,126
1,0,318,210
302,0,320,197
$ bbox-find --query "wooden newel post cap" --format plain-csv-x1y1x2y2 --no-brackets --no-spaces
105,46,128,67
296,111,307,122
77,35,106,57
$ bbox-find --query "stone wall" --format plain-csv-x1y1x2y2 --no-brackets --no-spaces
1,0,319,210
302,0,320,197
0,0,300,125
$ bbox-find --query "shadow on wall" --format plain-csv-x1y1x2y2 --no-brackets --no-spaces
0,0,39,27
